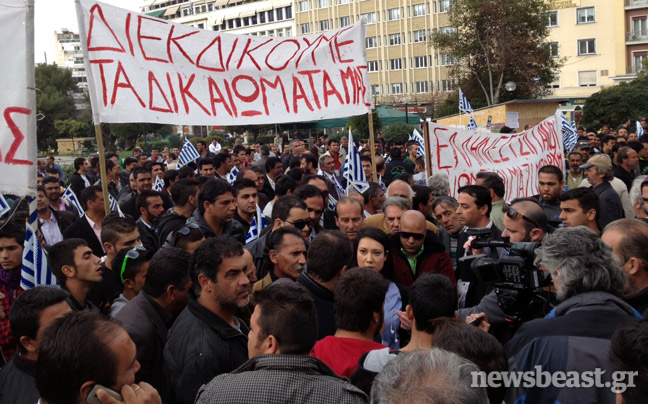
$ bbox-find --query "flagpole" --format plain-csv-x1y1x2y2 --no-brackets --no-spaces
368,111,377,182
423,122,432,178
94,124,111,215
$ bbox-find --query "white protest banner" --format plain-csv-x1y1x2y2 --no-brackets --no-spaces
75,0,372,126
428,115,564,201
0,0,36,196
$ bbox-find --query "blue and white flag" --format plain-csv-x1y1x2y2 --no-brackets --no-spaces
178,138,200,166
637,120,644,138
409,129,426,158
458,89,474,115
467,116,477,131
246,204,267,244
0,194,10,218
61,186,84,217
556,109,578,152
378,177,387,194
227,166,239,185
328,194,338,211
108,194,125,218
153,176,164,192
21,198,58,289
343,129,370,194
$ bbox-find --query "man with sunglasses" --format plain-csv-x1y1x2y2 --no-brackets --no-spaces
109,246,152,317
390,210,455,289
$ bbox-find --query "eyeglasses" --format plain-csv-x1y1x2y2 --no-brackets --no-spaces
502,204,542,229
120,245,147,283
399,231,426,241
170,222,200,247
286,219,310,229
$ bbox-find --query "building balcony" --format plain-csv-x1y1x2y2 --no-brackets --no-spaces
626,0,648,8
626,32,648,43
626,65,643,74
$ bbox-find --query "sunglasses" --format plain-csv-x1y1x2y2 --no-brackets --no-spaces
399,231,426,241
286,219,310,229
120,245,147,283
502,204,542,229
169,222,200,247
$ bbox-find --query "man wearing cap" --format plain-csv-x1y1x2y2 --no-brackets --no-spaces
574,140,591,162
582,154,624,229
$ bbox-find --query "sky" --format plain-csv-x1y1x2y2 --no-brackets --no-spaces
35,0,142,64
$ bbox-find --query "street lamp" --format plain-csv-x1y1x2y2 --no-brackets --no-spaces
505,81,517,101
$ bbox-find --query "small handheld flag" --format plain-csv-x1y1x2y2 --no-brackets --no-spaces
246,205,267,244
21,198,58,289
343,129,370,194
61,186,84,217
178,138,200,166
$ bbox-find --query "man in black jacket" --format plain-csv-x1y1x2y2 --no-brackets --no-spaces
384,147,414,185
67,157,91,199
36,186,76,248
0,287,70,404
582,154,624,229
115,247,191,394
297,231,352,339
136,190,164,253
62,186,106,258
163,236,251,404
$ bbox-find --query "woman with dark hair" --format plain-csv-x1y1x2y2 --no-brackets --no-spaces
353,227,409,349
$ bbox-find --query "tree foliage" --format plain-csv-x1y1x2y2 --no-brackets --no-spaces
382,123,415,144
35,64,78,150
54,118,91,138
434,93,460,119
581,76,648,128
110,123,171,150
430,0,561,106
347,109,382,140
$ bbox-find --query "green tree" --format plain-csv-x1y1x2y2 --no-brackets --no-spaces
224,124,274,141
581,75,648,128
347,109,382,140
54,118,91,138
434,93,460,119
35,64,78,151
110,123,171,150
430,0,561,106
382,123,415,144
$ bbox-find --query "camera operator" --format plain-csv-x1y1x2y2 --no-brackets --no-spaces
505,227,641,404
457,199,547,330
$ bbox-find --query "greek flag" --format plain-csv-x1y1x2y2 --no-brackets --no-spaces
409,129,425,158
21,197,58,289
467,116,477,131
61,186,84,217
108,194,125,218
556,109,578,152
343,129,370,194
246,205,267,244
637,121,644,138
458,89,474,114
227,166,239,184
178,138,200,166
378,177,387,194
0,194,10,218
153,176,164,192
328,194,338,211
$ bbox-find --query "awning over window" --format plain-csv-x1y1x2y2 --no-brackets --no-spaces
146,9,165,17
164,6,180,16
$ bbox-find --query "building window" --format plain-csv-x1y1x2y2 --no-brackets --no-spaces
413,29,426,42
578,39,596,55
268,11,274,22
276,8,283,20
440,53,454,65
299,1,309,12
371,84,380,95
391,83,403,94
577,7,595,24
389,33,401,46
243,17,249,26
368,60,378,72
286,27,292,36
414,55,428,68
548,42,559,58
340,16,350,27
415,81,429,93
361,12,376,24
439,26,454,34
439,0,450,13
634,53,648,72
578,70,597,87
236,18,242,27
339,0,349,4
260,13,266,23
439,79,454,92
366,36,377,48
285,6,292,18
413,3,426,16
390,58,402,70
301,23,310,34
633,17,647,37
546,11,557,27
548,74,560,89
320,20,329,31
319,0,328,8
388,8,400,21
228,19,234,29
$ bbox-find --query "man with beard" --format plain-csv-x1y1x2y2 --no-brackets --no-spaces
43,177,76,214
252,227,306,293
566,152,586,190
613,146,639,191
136,190,165,253
164,237,251,404
232,179,259,236
533,165,565,227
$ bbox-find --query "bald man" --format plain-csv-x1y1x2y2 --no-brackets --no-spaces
390,210,455,288
386,180,414,204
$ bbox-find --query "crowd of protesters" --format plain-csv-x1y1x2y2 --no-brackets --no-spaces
0,124,646,404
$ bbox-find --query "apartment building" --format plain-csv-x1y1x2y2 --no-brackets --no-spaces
54,29,88,90
624,0,648,76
